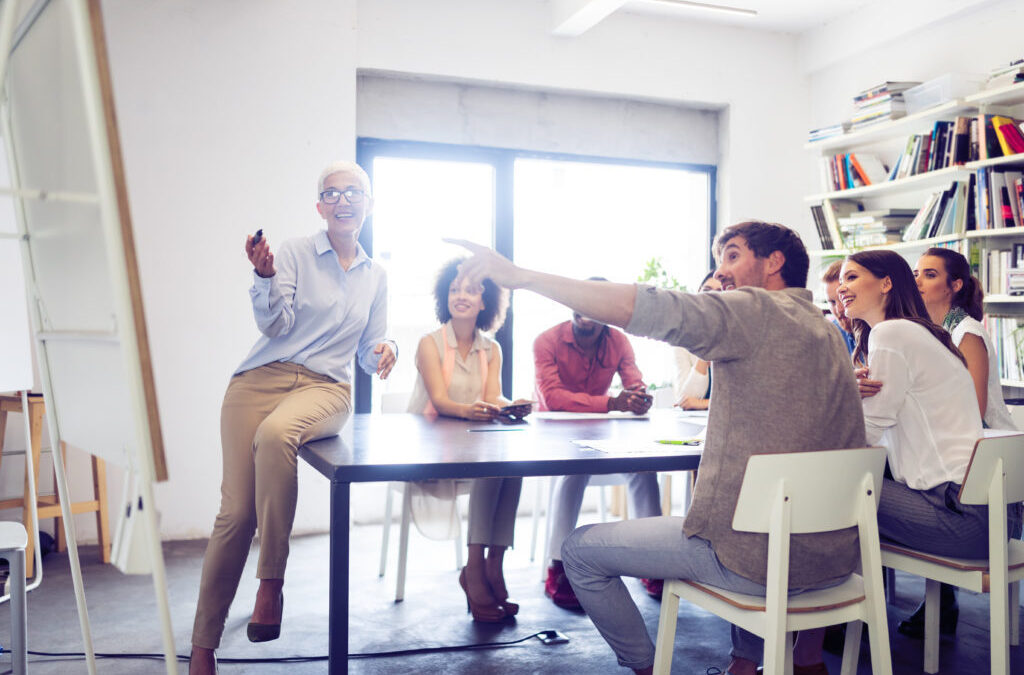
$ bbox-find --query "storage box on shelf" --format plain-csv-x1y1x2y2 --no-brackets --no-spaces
806,83,1024,393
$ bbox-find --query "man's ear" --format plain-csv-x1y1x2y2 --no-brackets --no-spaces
766,250,786,276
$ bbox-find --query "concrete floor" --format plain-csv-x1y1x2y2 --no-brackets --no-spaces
0,515,1020,674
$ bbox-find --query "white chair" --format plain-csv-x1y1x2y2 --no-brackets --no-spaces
880,434,1024,675
0,521,28,675
377,392,467,601
653,447,892,675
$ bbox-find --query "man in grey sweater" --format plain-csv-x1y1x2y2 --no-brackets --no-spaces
451,221,865,675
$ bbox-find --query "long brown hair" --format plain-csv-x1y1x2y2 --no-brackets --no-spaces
921,247,984,321
846,250,966,367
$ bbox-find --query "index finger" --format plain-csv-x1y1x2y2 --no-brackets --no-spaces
443,237,486,255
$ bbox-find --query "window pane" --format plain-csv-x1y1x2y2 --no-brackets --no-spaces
512,158,710,399
370,157,495,410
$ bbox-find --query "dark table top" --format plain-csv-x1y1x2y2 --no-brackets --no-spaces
299,409,706,483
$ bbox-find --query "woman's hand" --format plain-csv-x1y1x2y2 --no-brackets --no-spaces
246,233,276,278
854,367,882,399
464,400,501,421
677,396,710,410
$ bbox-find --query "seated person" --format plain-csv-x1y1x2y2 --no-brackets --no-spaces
408,258,531,622
534,303,660,607
821,259,855,355
839,250,1023,643
450,221,864,675
673,271,721,410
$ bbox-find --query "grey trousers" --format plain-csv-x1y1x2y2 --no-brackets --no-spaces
467,477,522,548
547,472,661,561
561,516,839,670
877,479,1024,557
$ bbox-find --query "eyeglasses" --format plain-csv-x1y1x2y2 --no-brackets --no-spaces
319,188,366,205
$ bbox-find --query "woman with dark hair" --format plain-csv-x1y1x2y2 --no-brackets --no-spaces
673,271,722,410
407,257,531,622
839,250,1020,567
915,247,1016,430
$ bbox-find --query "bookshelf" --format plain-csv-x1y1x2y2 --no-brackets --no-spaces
805,82,1024,389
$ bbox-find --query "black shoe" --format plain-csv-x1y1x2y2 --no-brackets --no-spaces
896,594,959,640
822,623,868,655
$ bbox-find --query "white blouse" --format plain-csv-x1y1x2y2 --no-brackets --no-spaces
672,346,709,401
863,319,983,490
950,316,1018,431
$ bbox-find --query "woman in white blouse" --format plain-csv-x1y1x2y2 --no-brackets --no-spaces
672,272,722,409
840,250,1016,550
915,247,1017,430
839,250,1023,639
408,258,531,623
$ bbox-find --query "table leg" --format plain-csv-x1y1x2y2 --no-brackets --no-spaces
329,479,350,674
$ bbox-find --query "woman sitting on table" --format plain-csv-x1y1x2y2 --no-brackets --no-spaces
189,161,397,675
407,257,532,622
839,250,1021,579
672,271,722,410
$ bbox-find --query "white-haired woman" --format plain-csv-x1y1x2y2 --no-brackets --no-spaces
189,162,397,675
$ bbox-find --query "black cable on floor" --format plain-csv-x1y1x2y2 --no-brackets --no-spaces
20,631,554,663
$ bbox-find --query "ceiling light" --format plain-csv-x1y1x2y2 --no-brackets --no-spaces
647,0,757,18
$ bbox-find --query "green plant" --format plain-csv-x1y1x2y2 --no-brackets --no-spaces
636,257,686,292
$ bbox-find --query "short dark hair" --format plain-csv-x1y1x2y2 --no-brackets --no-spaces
713,221,809,288
433,257,509,332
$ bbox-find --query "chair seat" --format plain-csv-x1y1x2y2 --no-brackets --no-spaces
678,574,865,614
0,523,28,552
882,540,1024,592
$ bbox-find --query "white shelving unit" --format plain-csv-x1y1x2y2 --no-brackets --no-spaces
805,82,1024,388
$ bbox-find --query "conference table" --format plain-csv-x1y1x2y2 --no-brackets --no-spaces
299,408,707,674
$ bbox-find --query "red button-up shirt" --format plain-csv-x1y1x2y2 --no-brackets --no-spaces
532,321,645,412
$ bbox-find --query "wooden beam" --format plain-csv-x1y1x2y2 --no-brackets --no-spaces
552,0,628,37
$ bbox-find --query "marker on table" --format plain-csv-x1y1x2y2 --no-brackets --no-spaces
656,439,701,446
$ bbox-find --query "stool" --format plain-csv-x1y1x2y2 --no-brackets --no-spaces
0,521,28,675
0,393,111,577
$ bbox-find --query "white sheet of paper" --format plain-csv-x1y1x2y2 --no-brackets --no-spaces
572,439,703,454
534,411,649,421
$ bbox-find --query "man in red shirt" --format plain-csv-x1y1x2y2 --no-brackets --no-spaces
535,308,660,609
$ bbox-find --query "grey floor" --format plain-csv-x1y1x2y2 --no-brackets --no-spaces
0,515,1020,674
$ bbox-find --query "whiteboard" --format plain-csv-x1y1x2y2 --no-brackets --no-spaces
2,0,167,481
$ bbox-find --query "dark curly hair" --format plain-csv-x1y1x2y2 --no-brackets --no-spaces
434,257,509,333
713,221,809,288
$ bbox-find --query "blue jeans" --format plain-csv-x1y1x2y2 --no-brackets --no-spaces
562,516,815,670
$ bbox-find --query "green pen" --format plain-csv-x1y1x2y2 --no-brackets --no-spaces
656,439,701,446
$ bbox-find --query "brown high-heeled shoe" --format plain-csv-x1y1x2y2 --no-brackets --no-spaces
485,572,519,616
247,591,283,642
458,567,508,623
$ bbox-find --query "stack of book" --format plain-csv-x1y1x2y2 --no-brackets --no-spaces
838,209,917,247
807,122,849,143
973,168,1024,231
809,198,864,250
986,316,1024,382
986,58,1024,90
848,81,920,130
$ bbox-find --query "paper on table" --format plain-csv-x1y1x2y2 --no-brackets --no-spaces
534,411,649,421
572,439,703,454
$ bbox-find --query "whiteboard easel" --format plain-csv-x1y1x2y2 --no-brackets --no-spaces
0,1,175,673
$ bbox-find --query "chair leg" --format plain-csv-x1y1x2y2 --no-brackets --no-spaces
396,486,412,602
8,549,26,675
923,579,940,674
541,477,555,581
454,495,464,571
529,477,542,562
599,486,608,522
1011,581,1020,647
992,582,1010,675
763,622,786,675
652,581,681,675
660,473,672,516
92,456,111,564
839,621,862,675
379,485,394,578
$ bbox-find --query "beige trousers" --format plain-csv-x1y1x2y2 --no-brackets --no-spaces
192,362,352,648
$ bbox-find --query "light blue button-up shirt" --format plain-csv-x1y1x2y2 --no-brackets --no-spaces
235,230,391,384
